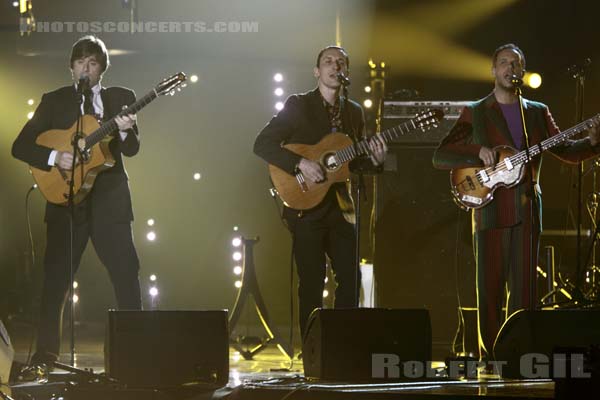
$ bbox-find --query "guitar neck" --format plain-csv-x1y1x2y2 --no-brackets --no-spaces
507,114,599,168
333,118,419,164
85,89,158,149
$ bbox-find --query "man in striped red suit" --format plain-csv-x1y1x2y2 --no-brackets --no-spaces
433,43,600,364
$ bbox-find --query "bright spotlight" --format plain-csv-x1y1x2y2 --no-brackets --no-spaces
149,274,157,282
275,102,284,111
190,75,199,83
274,88,284,97
147,231,156,241
72,294,79,304
232,237,242,247
233,266,242,275
233,226,239,231
193,172,201,181
73,281,79,289
368,59,376,69
273,73,283,82
12,1,18,7
232,251,242,261
527,72,542,89
323,290,329,298
234,280,242,288
27,111,34,119
364,86,371,93
363,99,373,108
149,287,159,297
147,218,155,226
380,61,386,68
27,98,34,105
324,276,328,283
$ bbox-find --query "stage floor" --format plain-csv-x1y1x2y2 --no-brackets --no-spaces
5,321,561,400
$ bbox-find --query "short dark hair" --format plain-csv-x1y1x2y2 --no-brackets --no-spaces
316,45,350,69
492,43,526,69
70,35,110,72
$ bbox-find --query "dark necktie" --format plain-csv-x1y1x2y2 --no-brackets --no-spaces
83,89,95,115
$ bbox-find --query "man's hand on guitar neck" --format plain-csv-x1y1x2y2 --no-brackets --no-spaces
479,147,497,167
298,158,325,183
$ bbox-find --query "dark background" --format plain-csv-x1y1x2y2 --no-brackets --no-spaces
1,0,599,356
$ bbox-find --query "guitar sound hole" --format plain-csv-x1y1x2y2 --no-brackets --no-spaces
323,153,339,171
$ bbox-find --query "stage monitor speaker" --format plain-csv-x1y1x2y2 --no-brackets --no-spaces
302,308,431,380
0,320,14,386
494,309,600,379
105,310,229,388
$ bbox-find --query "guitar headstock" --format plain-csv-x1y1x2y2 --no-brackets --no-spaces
155,72,187,96
414,109,445,131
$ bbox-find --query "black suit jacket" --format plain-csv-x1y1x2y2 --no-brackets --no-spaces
254,88,364,223
12,85,140,223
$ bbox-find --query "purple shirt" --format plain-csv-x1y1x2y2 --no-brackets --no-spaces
499,102,524,149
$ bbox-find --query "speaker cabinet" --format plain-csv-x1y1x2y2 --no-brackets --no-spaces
105,310,229,388
302,308,431,380
494,309,600,379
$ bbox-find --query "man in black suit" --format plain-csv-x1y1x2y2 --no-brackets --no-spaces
12,36,142,370
254,46,387,338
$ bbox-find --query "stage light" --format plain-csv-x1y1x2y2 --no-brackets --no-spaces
193,172,201,180
233,226,239,231
368,59,376,69
149,286,158,297
232,237,242,247
27,111,34,119
324,276,328,283
190,75,198,83
232,251,242,261
275,102,284,111
13,2,19,7
233,266,242,275
526,72,542,89
73,281,78,289
364,86,371,93
273,73,283,82
274,87,284,97
147,218,155,226
363,99,373,108
27,98,34,105
380,62,386,68
233,351,241,362
146,231,156,241
149,274,157,282
323,290,329,298
72,294,79,304
234,280,242,288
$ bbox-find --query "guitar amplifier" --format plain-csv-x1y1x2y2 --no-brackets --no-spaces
383,101,471,146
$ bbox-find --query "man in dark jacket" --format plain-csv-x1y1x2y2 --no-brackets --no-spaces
254,45,386,338
12,35,142,370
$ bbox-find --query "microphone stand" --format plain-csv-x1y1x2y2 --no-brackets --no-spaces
338,82,363,306
571,60,591,301
67,84,86,366
513,78,538,310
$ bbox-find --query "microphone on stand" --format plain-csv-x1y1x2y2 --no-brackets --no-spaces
77,74,90,94
336,72,351,86
510,74,524,87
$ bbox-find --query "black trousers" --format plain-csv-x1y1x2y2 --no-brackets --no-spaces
290,204,359,339
32,215,141,364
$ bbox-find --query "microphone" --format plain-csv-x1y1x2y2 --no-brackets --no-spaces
77,74,90,93
336,72,351,86
510,74,523,87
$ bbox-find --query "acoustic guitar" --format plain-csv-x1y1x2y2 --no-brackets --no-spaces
269,109,444,210
31,72,187,205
